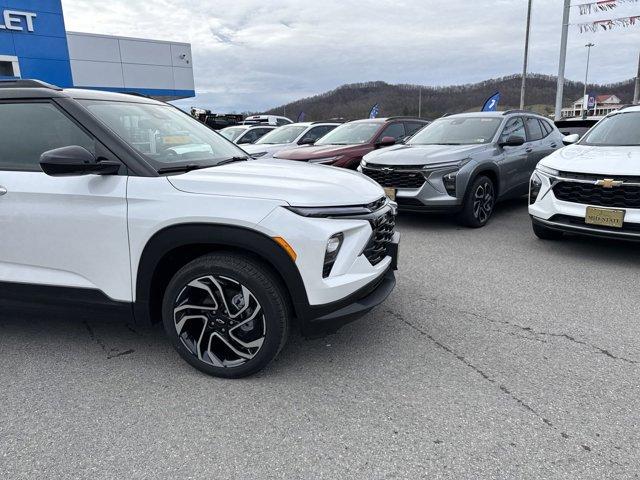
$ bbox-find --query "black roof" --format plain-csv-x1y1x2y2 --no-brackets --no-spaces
0,78,164,105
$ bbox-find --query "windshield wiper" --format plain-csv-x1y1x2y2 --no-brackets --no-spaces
157,164,208,174
217,156,249,166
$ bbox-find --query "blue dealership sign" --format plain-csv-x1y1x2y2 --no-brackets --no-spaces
0,0,72,86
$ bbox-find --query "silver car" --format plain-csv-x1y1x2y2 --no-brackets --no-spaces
359,111,564,227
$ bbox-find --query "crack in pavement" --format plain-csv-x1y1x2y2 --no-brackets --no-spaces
416,295,639,366
385,308,559,431
83,321,135,360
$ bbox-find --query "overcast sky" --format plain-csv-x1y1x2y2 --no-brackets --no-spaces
61,0,639,112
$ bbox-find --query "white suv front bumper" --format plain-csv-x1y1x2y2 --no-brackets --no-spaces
529,170,640,239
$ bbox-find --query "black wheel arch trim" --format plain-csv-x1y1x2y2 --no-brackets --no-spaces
467,163,501,198
134,223,310,325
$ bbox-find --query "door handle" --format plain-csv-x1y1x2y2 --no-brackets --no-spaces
550,143,557,148
0,186,7,196
525,147,533,153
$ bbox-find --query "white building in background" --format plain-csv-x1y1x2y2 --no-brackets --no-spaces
67,32,195,101
561,94,624,118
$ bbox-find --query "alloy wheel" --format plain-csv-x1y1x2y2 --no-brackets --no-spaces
472,181,495,224
172,274,266,368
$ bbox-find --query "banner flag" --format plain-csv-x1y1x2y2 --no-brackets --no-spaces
297,111,306,122
481,92,501,112
369,103,380,119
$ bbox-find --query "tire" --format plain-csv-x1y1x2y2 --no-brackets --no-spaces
459,175,496,228
162,253,290,378
532,221,564,240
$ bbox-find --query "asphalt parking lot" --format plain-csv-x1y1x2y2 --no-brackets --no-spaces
2,198,639,479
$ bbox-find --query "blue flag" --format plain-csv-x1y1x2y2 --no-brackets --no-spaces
297,111,306,122
481,92,500,112
369,103,380,119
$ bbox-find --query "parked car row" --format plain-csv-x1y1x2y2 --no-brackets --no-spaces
2,78,637,381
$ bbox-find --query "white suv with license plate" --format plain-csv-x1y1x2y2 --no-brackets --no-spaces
529,106,640,241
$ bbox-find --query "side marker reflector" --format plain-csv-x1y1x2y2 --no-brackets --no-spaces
273,236,297,261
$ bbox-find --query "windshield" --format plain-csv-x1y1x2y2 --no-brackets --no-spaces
80,100,247,170
219,127,247,142
256,125,306,144
408,117,502,145
580,112,640,146
315,122,380,145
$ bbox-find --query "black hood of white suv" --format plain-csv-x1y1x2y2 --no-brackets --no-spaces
364,144,491,166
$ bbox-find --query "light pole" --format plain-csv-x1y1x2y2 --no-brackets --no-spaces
520,0,533,110
554,0,571,121
582,42,595,118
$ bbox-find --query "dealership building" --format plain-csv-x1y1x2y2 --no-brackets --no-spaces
0,0,195,100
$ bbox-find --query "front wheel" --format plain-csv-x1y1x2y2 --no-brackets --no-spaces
459,175,496,228
162,253,290,378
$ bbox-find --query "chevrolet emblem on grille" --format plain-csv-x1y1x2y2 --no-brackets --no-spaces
595,178,623,188
381,167,393,174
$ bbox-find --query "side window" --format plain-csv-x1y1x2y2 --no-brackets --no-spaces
525,117,544,141
499,117,526,143
276,118,289,126
238,129,261,144
404,122,426,137
300,125,334,144
0,102,96,172
540,120,553,136
379,122,406,141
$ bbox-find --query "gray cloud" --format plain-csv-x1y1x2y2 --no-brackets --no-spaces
61,0,640,112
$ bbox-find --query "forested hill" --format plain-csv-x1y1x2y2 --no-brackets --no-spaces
264,74,635,120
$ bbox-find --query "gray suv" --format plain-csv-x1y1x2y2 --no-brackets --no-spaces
358,111,563,227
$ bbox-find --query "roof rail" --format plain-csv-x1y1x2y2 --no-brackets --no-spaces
502,109,537,116
384,116,427,121
0,79,62,90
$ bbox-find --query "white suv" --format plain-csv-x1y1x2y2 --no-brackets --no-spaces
0,80,399,378
241,122,340,159
529,105,640,241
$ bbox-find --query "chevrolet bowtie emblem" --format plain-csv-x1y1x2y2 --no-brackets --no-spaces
595,178,623,188
381,168,393,173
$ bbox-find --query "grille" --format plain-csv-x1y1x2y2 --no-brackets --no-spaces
553,182,640,209
363,210,396,266
559,172,640,183
362,166,425,189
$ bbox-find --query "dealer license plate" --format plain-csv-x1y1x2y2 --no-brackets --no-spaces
585,206,625,228
383,187,396,201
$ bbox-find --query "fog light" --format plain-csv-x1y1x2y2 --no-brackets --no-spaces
323,233,343,278
443,171,457,196
529,174,542,204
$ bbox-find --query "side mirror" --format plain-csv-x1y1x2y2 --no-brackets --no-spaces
499,135,526,147
562,134,580,146
298,137,315,145
40,146,121,177
376,136,396,147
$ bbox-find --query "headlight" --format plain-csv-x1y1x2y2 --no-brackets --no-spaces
442,171,457,196
250,152,267,159
360,159,368,168
286,203,384,217
309,156,340,164
535,165,559,177
423,158,471,171
323,233,343,277
529,173,542,204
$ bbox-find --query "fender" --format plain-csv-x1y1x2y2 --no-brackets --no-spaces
467,161,501,197
134,223,310,325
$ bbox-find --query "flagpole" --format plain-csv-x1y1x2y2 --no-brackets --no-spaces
520,0,533,110
418,87,422,118
554,0,571,121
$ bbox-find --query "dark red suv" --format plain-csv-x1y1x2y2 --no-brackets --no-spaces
274,117,429,169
